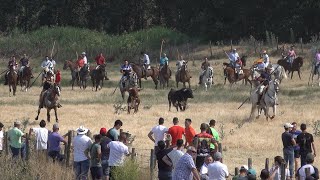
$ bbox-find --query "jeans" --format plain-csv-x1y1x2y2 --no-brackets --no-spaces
158,170,172,180
10,146,24,159
300,151,309,167
74,159,90,179
283,148,294,177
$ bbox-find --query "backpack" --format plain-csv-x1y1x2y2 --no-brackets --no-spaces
195,137,211,155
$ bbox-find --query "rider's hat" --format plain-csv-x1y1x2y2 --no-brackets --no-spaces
233,48,237,51
255,59,263,64
262,50,267,54
81,52,86,55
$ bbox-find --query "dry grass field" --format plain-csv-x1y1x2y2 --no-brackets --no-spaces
0,46,319,179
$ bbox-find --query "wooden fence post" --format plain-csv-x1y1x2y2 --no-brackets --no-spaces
131,148,136,160
300,38,303,53
150,149,155,180
4,131,8,156
25,133,30,161
305,167,311,177
65,130,72,167
265,158,269,171
280,163,286,180
209,40,213,58
235,167,239,176
248,158,252,169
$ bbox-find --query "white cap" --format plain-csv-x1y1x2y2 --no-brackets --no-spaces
81,52,86,55
284,123,293,128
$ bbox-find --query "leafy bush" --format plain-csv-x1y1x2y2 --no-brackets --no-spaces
111,159,141,180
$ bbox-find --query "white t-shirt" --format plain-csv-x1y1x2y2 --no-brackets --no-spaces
0,130,3,151
73,134,92,162
229,52,239,62
167,149,184,169
83,56,88,64
298,164,316,180
208,161,229,180
32,127,49,150
143,54,150,64
269,166,290,180
200,163,209,175
108,141,129,166
151,125,168,146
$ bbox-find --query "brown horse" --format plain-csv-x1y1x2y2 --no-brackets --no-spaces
127,87,140,114
130,63,159,89
8,66,18,96
159,63,171,88
176,62,192,88
277,57,303,79
90,64,105,91
19,66,33,92
63,60,80,90
35,83,61,122
223,64,252,86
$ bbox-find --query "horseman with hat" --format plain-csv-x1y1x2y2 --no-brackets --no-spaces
41,56,54,81
256,66,272,105
198,57,211,84
120,59,133,88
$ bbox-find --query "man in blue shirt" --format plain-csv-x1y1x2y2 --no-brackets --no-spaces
120,60,132,87
159,53,169,69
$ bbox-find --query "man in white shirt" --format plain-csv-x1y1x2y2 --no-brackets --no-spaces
29,120,49,151
73,126,92,179
208,152,229,180
82,52,88,65
163,139,185,175
108,132,130,178
141,51,150,79
229,49,240,68
0,122,4,156
148,117,168,154
297,153,319,180
200,155,213,180
262,50,270,68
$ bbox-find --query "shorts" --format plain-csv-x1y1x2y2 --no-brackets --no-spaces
102,159,110,176
90,166,103,179
48,151,64,162
294,150,300,158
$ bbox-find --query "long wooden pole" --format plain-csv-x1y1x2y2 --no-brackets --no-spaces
160,39,164,60
50,40,56,58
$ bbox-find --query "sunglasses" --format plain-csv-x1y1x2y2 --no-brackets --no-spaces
191,150,197,153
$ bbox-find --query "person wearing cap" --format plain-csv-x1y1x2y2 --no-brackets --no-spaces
290,122,302,173
159,53,169,69
282,123,296,178
0,122,4,156
107,120,123,141
200,155,213,180
148,117,168,154
229,49,240,68
120,60,132,88
208,120,220,152
100,128,112,180
297,123,316,166
8,121,26,158
184,118,196,148
262,50,270,68
4,56,18,85
81,52,88,65
28,120,49,151
140,51,150,80
232,165,248,180
199,58,211,84
73,126,92,179
297,153,319,180
173,146,201,180
286,46,296,68
168,117,185,147
207,152,229,180
48,123,67,162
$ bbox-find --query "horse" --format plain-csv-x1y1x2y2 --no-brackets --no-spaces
8,65,18,96
19,66,33,92
223,64,252,86
90,64,105,91
79,65,90,89
35,83,61,123
201,66,214,91
311,64,320,86
130,62,159,89
249,79,280,121
251,64,287,87
159,63,171,89
127,87,140,114
277,57,303,79
176,62,192,88
223,55,248,85
119,72,138,100
63,60,80,90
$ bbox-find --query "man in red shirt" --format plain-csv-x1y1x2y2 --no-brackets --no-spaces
94,53,109,80
76,56,85,71
168,117,185,147
184,118,196,148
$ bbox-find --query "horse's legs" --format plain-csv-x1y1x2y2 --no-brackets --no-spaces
265,106,269,121
291,71,294,79
35,107,41,120
298,70,302,80
54,107,58,123
13,84,16,96
152,77,158,89
47,109,51,122
176,81,179,88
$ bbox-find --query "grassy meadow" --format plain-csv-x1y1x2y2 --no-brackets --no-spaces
0,45,320,179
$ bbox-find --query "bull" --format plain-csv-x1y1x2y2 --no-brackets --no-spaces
168,88,194,111
127,87,140,114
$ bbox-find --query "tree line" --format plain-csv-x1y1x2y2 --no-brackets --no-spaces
0,0,319,42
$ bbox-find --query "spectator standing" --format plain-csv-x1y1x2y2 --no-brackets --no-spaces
88,134,103,180
281,123,296,178
164,139,185,175
207,152,229,180
73,126,92,179
156,140,173,180
232,165,248,180
48,123,67,162
269,156,290,180
297,123,316,166
28,120,49,151
107,120,123,141
8,121,25,158
148,117,168,154
290,122,301,173
108,132,130,178
185,118,196,147
0,122,4,156
173,146,200,180
297,153,319,180
168,117,185,147
200,155,213,180
100,128,112,180
208,119,220,152
260,169,271,180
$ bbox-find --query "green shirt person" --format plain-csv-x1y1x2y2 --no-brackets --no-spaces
209,120,220,150
8,121,26,158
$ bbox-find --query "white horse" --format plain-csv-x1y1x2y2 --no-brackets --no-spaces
201,66,214,91
249,79,280,121
271,64,287,83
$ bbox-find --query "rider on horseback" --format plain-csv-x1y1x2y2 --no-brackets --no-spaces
120,60,133,88
314,49,320,74
41,56,54,79
19,54,29,77
39,81,62,109
159,53,168,70
256,67,272,105
95,53,109,80
76,55,85,72
229,49,240,68
234,58,243,80
4,56,18,85
286,46,296,68
176,55,186,72
199,57,210,84
262,50,270,68
141,51,150,80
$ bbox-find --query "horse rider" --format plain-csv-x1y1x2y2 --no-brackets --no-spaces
41,56,54,79
286,46,296,68
81,52,89,71
4,56,18,85
19,54,29,77
176,55,186,73
262,50,270,68
229,48,240,68
120,60,133,88
39,81,62,109
314,49,320,74
141,51,150,80
256,67,272,105
159,53,169,70
253,58,265,71
50,56,56,72
234,58,243,80
198,57,210,84
95,53,109,80
76,55,85,72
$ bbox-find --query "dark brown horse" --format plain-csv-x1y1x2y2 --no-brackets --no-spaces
130,63,159,89
8,66,18,96
90,64,105,91
277,57,303,79
19,66,33,92
176,62,192,88
223,64,252,86
159,63,171,88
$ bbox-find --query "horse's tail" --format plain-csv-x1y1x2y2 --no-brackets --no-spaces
281,66,287,79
